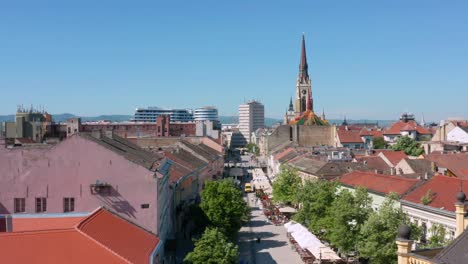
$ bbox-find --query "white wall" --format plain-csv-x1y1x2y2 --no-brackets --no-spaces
447,127,468,143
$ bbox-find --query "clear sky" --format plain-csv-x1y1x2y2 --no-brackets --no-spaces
0,0,467,121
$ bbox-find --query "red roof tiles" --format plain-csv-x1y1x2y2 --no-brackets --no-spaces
425,153,468,178
378,150,408,166
337,130,363,143
78,208,159,264
384,120,432,135
0,208,159,264
12,217,85,232
339,171,420,196
403,175,468,212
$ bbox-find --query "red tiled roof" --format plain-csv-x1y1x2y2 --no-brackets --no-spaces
0,229,127,264
403,175,468,212
0,208,159,264
78,208,159,264
356,156,390,172
274,147,295,161
384,120,432,135
359,128,383,138
339,171,420,196
425,153,468,178
12,217,86,232
378,150,408,166
168,162,192,183
337,130,363,143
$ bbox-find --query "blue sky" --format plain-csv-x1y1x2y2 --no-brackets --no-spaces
0,1,467,121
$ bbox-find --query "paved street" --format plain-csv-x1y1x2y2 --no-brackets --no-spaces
238,192,303,264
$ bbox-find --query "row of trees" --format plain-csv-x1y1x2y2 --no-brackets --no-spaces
185,179,250,264
272,166,430,263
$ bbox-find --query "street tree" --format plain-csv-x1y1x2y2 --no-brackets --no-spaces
357,193,419,264
184,227,239,264
272,165,302,205
391,136,424,156
294,180,337,237
200,179,249,237
328,187,373,255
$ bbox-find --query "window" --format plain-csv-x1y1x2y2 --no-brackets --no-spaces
63,197,75,212
141,204,150,209
14,198,25,213
36,197,47,213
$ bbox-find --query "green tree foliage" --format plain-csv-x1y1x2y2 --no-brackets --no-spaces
272,165,302,204
373,136,387,149
423,224,450,248
294,180,337,237
391,136,424,156
200,179,249,237
184,227,239,264
357,193,414,264
245,143,259,155
328,187,373,255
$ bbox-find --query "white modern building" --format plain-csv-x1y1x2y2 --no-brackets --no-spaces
193,106,218,122
239,100,265,145
132,107,193,122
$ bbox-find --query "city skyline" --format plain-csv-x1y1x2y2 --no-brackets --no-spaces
1,1,467,121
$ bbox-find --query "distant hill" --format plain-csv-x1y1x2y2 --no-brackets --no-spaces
218,116,282,127
0,113,395,127
0,113,133,123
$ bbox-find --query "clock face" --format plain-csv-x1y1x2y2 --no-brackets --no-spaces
302,90,307,95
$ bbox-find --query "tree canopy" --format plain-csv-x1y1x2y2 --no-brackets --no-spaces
328,187,373,255
200,179,249,237
357,193,417,264
294,180,337,237
272,165,302,204
245,143,259,155
391,136,424,156
184,227,239,264
373,136,387,149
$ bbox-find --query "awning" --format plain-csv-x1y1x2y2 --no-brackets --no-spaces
279,206,297,213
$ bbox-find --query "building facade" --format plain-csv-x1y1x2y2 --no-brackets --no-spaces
193,106,218,122
133,107,193,122
238,100,265,145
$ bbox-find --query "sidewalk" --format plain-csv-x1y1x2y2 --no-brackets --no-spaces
238,193,303,264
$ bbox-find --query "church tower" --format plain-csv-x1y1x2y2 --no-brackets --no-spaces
295,34,313,114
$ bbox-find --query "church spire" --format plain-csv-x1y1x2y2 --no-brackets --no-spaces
288,97,294,111
299,33,309,83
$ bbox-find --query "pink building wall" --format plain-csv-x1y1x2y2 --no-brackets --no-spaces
0,135,160,234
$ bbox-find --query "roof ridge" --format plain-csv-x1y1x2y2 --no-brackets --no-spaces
0,228,76,236
75,224,132,264
75,207,133,264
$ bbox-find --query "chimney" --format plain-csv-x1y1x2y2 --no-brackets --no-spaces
424,172,428,180
390,167,396,175
455,190,466,238
431,162,437,173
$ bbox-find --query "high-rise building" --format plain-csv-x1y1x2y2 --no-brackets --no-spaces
133,107,193,122
193,106,218,122
239,100,264,145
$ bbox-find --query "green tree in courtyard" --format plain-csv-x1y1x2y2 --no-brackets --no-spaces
423,223,450,248
391,136,424,156
294,180,337,237
184,227,239,264
245,143,259,155
373,136,387,149
200,179,249,237
328,187,373,255
272,165,302,204
357,193,419,264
